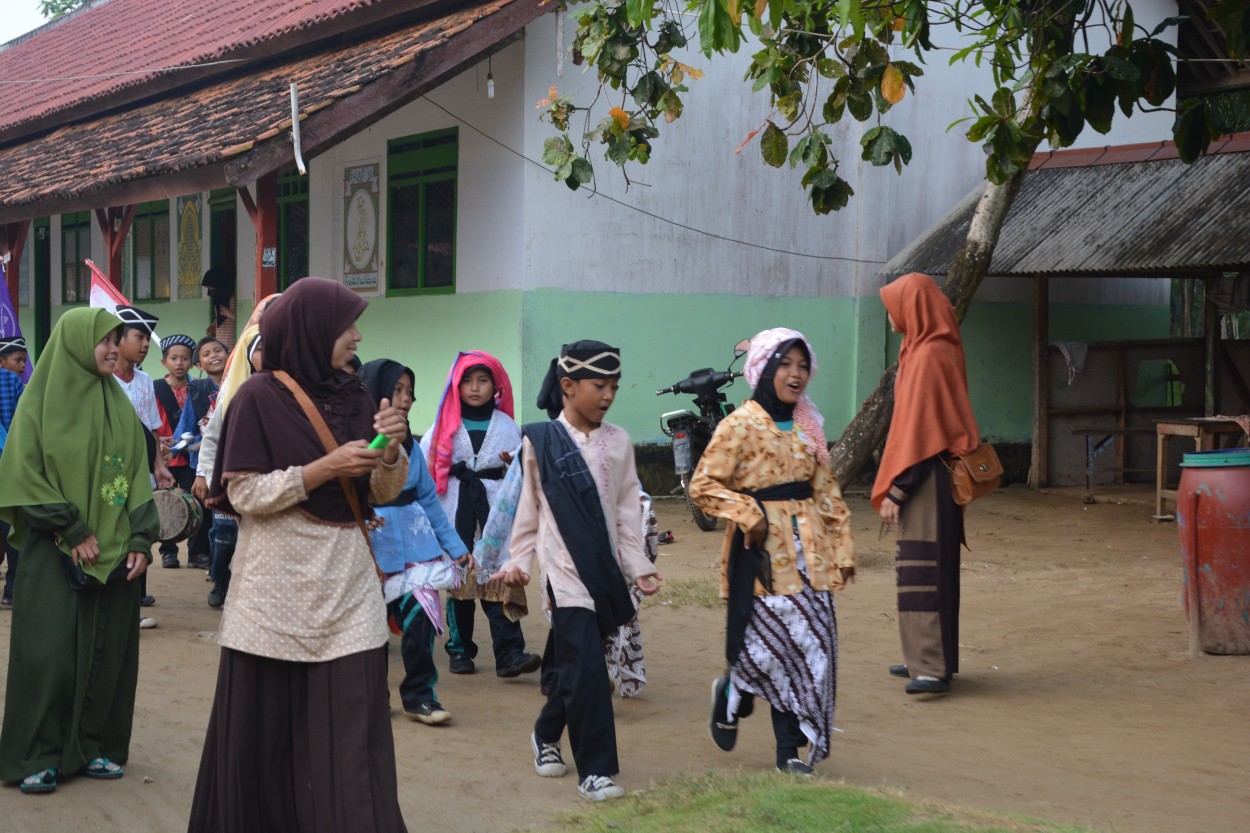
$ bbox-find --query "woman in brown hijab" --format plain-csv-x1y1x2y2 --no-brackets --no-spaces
873,273,980,696
190,278,411,833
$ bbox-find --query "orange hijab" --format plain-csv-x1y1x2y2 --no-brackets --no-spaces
871,273,980,510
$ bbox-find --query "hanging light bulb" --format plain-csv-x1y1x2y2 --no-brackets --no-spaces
486,56,495,99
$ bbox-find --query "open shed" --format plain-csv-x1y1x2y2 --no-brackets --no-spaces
878,135,1250,491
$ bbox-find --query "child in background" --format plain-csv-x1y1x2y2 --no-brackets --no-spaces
154,334,212,570
0,336,27,606
195,337,228,389
113,305,170,622
422,351,539,678
360,359,468,725
493,340,662,802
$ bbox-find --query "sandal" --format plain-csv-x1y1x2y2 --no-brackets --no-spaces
657,530,674,544
20,768,58,794
82,757,124,779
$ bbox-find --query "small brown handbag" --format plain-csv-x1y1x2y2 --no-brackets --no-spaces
948,443,1003,505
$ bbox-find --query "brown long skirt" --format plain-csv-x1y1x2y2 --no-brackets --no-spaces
188,646,407,833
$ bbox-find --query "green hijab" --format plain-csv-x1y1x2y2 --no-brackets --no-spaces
0,307,153,582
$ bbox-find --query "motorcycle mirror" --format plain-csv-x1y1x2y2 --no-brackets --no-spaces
733,338,750,358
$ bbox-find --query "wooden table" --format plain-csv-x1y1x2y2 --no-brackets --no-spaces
1155,418,1250,519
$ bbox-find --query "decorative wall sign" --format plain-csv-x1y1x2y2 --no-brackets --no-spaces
343,163,380,291
176,194,203,299
262,247,277,269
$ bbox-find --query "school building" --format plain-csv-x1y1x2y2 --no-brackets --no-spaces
4,0,1240,488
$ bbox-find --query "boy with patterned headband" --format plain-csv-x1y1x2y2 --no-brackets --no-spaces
0,336,27,606
113,305,169,619
493,340,663,802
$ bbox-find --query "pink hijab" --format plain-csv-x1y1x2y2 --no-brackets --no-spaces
428,350,515,494
744,328,829,465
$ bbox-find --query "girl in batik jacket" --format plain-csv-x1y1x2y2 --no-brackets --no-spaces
689,327,855,776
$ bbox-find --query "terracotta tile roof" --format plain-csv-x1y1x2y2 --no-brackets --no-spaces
0,0,418,140
0,0,544,222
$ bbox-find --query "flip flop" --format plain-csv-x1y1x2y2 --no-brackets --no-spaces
82,758,124,779
657,531,674,544
20,768,57,794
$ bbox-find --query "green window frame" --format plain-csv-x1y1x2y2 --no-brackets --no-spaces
60,211,92,304
387,128,457,295
129,200,171,302
278,174,310,289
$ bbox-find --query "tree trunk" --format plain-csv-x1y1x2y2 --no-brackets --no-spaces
828,170,1027,487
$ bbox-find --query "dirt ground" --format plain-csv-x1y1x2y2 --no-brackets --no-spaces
0,486,1245,832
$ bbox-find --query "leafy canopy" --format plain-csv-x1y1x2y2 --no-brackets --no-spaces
540,0,1248,214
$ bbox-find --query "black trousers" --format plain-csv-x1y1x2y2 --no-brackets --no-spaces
389,599,439,708
445,598,526,664
161,466,211,562
0,520,18,599
534,602,617,780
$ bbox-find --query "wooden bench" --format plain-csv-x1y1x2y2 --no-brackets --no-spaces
1071,427,1156,503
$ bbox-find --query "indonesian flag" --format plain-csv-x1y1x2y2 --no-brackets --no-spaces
87,259,159,341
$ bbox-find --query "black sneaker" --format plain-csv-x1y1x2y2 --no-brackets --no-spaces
0,595,12,608
777,758,814,777
207,584,226,609
449,654,476,675
188,553,210,570
578,774,625,801
140,595,156,607
531,732,568,777
161,554,180,569
496,652,541,678
403,701,451,725
709,676,738,752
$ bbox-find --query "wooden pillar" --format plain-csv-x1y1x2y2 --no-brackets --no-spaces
239,173,279,302
1203,277,1219,416
93,205,137,288
4,220,31,309
1029,275,1049,489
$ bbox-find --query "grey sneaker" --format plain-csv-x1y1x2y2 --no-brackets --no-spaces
531,732,567,777
578,774,626,801
404,701,451,725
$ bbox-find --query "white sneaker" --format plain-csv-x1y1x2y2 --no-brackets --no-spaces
578,774,625,801
531,732,567,777
139,616,157,629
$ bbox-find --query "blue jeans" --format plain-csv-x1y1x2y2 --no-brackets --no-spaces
208,514,238,585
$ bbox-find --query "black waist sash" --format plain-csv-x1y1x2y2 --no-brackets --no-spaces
725,480,814,667
524,421,634,639
451,461,505,551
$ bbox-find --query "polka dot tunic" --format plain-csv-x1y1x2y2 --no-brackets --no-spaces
218,452,408,662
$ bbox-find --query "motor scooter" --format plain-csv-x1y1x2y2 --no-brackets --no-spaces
656,339,749,530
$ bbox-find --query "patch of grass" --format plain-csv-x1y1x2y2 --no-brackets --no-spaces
643,576,721,609
545,771,1096,833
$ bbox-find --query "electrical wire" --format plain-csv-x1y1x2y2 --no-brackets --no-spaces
421,96,885,265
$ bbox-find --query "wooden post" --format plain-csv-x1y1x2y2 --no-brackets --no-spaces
1203,277,1219,417
93,205,136,288
243,174,279,301
1114,348,1126,484
1029,275,1049,489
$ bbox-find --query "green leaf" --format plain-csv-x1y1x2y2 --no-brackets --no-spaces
542,136,574,167
1174,99,1211,163
1151,15,1188,36
860,125,913,173
1103,56,1139,82
846,88,874,121
571,157,593,185
1083,73,1116,134
810,176,855,214
760,121,788,167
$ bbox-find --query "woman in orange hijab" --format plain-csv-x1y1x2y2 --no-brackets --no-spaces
873,273,980,695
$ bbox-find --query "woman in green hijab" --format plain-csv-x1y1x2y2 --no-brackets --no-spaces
0,307,159,794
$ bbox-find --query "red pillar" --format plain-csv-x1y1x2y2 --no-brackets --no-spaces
240,173,279,302
93,206,136,288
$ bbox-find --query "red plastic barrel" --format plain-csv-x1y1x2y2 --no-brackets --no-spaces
1177,448,1250,655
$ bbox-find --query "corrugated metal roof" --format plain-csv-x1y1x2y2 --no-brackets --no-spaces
879,142,1250,279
